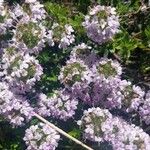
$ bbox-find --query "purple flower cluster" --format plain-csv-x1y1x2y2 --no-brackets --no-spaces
38,89,78,121
0,82,33,126
9,1,47,54
70,43,98,67
58,57,92,88
0,0,12,35
10,0,46,22
60,48,145,112
1,50,43,93
12,21,47,54
92,58,122,80
139,91,150,125
75,77,123,107
0,31,43,126
102,117,150,150
77,107,112,142
23,122,60,150
0,0,75,54
83,5,120,44
46,23,75,49
78,107,150,150
65,45,122,107
120,82,145,112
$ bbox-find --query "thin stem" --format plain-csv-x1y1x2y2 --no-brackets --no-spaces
34,113,94,150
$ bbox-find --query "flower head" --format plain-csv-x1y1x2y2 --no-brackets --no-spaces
77,107,112,142
83,5,120,44
24,122,60,150
38,89,78,121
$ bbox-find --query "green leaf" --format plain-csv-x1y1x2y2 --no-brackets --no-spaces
145,26,150,39
68,128,81,139
112,30,141,60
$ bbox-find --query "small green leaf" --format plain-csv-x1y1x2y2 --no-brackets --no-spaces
68,128,81,139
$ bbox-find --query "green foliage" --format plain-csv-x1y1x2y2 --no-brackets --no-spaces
44,2,71,24
44,1,85,36
68,128,81,138
144,26,150,47
0,120,26,150
36,46,70,93
18,22,40,49
112,30,140,60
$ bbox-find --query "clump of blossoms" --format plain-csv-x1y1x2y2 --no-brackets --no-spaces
102,117,150,150
5,96,34,126
73,55,144,110
0,82,34,126
24,0,46,21
23,122,60,150
72,57,145,111
58,58,92,88
8,0,47,54
75,77,123,107
10,0,46,22
46,23,75,49
119,81,145,112
1,51,43,93
1,0,75,52
72,57,123,106
70,43,98,67
139,91,150,125
38,89,78,121
83,5,120,44
70,43,92,59
78,108,150,150
77,107,112,142
0,0,12,35
92,58,122,80
12,21,47,54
